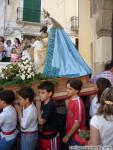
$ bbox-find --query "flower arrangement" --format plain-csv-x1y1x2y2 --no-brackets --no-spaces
1,58,35,82
0,58,53,87
18,57,35,80
1,63,19,80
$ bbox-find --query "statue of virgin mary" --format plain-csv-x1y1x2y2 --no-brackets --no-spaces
39,9,92,77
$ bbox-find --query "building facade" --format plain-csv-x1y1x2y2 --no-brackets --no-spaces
0,0,78,41
0,0,42,40
90,0,113,75
79,0,91,66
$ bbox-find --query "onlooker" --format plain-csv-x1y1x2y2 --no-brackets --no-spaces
89,87,113,147
22,45,31,59
4,40,12,62
91,60,113,84
0,36,5,61
10,48,19,62
90,78,111,117
13,38,22,57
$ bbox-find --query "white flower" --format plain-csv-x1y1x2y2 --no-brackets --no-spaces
27,68,32,73
1,74,4,79
20,64,24,68
21,74,25,80
27,75,31,79
23,61,27,65
23,71,26,74
29,62,32,65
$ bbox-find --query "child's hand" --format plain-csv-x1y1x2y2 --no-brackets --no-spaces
62,135,70,143
36,96,41,109
14,103,22,113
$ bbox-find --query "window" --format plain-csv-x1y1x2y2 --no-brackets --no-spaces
23,0,41,22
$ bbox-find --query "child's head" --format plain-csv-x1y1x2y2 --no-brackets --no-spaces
38,81,54,102
96,78,111,103
0,90,15,109
66,79,83,97
12,48,16,54
97,87,113,120
16,87,35,107
14,38,21,45
6,40,12,46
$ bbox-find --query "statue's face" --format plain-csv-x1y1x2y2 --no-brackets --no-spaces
41,33,48,39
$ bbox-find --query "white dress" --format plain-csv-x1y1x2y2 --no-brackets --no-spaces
34,40,47,73
90,115,113,148
90,95,100,117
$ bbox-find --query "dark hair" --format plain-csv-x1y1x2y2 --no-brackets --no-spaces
6,40,11,45
97,87,113,120
96,78,111,103
0,90,15,105
38,81,54,94
0,36,5,43
104,60,113,70
17,87,35,102
40,26,47,33
15,38,21,44
67,79,83,93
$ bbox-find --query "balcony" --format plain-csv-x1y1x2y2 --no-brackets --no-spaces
17,7,42,25
71,16,79,32
96,9,112,37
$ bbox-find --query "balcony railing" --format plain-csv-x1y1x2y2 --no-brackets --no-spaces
71,16,79,32
17,7,42,23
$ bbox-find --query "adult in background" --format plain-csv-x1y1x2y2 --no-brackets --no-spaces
0,36,5,61
3,40,12,62
13,38,22,57
91,60,113,84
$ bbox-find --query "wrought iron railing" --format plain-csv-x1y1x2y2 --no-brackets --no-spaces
71,16,79,32
17,7,42,23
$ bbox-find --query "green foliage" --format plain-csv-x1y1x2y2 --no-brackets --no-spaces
79,130,90,140
0,58,57,87
0,72,56,87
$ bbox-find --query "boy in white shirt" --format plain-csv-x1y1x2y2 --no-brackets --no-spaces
16,87,38,150
0,90,17,150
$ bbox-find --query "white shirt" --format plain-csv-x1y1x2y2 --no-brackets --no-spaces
90,115,113,148
22,49,31,59
21,103,38,132
90,95,100,117
0,105,17,141
5,46,12,57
